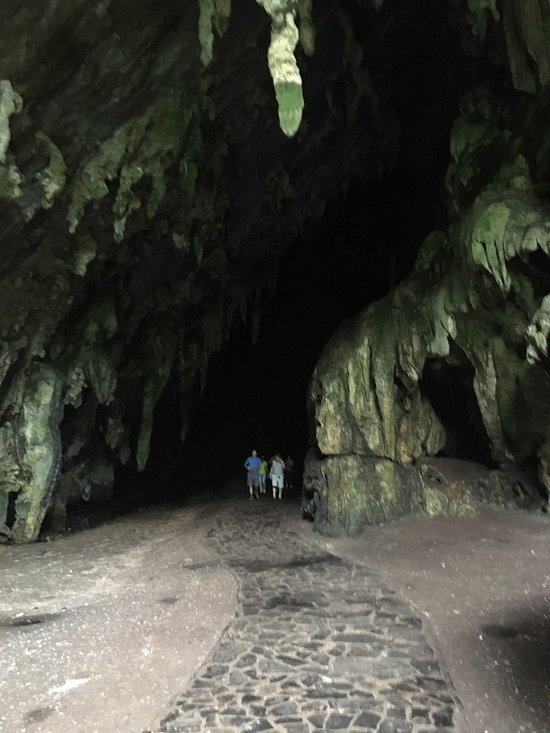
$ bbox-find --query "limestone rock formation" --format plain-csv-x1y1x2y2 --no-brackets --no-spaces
1,0,550,541
0,0,398,541
307,41,550,532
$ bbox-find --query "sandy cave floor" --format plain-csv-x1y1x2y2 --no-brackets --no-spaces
0,501,237,733
327,508,550,733
0,494,549,733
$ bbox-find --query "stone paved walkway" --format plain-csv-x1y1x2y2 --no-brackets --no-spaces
150,500,459,733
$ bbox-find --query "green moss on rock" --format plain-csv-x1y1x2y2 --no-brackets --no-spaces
198,0,232,66
309,121,550,532
257,0,310,137
136,332,176,472
2,364,65,543
68,91,198,239
303,453,424,535
0,80,22,164
35,131,67,209
423,485,477,518
0,79,23,200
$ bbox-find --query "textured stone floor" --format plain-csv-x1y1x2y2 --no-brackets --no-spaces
149,499,458,733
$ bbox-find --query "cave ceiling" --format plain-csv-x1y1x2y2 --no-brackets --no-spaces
1,0,550,540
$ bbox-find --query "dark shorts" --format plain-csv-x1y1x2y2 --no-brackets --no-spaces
247,469,260,487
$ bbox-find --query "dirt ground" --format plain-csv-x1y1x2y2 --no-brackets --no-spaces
325,508,550,733
0,502,237,733
1,498,549,733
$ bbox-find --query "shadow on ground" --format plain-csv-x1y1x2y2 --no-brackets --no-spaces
481,601,550,727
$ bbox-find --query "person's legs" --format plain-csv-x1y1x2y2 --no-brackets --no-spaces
247,470,259,499
273,474,283,498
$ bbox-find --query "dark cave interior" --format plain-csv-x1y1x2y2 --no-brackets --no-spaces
175,173,447,478
92,0,488,515
112,131,472,511
420,357,495,465
12,0,539,536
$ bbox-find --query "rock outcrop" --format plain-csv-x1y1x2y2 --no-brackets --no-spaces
307,10,550,531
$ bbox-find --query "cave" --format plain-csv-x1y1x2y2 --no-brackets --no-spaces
117,161,458,510
2,0,550,543
5,4,550,733
419,356,494,464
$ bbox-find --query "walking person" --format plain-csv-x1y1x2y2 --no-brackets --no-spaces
244,450,261,500
270,453,285,500
259,456,268,494
284,454,294,491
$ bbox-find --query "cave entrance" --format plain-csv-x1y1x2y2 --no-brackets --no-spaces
179,173,432,485
420,357,495,466
125,168,457,507
109,0,476,512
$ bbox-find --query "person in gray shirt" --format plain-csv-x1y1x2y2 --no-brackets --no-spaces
270,454,285,500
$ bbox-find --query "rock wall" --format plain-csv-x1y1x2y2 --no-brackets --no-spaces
307,3,550,531
3,1,550,541
0,0,401,541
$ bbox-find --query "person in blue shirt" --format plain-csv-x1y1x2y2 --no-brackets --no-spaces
244,450,261,500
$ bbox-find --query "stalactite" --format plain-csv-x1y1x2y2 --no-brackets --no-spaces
1,364,64,543
198,0,232,66
68,92,198,240
136,333,177,472
35,132,67,209
255,0,318,136
0,80,22,200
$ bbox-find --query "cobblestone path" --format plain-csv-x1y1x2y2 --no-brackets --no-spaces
152,500,459,733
